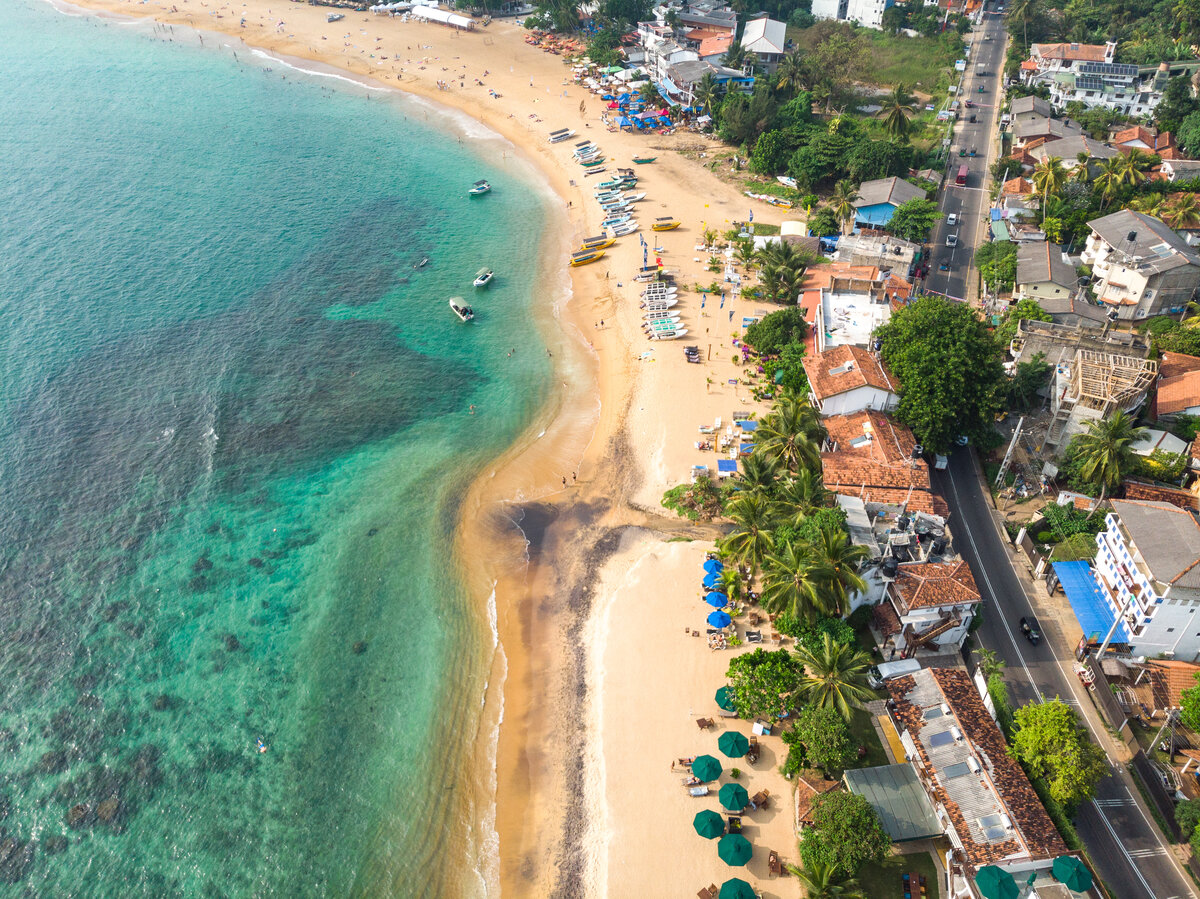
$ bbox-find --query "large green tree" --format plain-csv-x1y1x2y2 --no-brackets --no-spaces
725,648,803,721
755,397,825,473
1179,672,1200,732
804,520,869,616
1011,699,1107,810
886,198,940,242
1070,410,1148,509
721,492,776,576
879,83,916,142
790,705,854,775
975,241,1019,293
791,633,876,720
875,296,1005,452
800,791,890,875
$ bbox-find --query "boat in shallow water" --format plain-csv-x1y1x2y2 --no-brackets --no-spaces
468,179,491,196
473,267,494,288
449,297,474,321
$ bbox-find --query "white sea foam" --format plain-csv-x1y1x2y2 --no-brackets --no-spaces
247,47,388,91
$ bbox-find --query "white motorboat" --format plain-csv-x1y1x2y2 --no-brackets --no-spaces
641,298,678,310
449,297,474,322
468,179,491,196
327,12,344,21
548,128,577,143
648,326,688,340
643,311,681,322
611,221,639,236
473,267,494,288
601,214,631,227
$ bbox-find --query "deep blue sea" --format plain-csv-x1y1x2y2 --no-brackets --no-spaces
0,1,554,893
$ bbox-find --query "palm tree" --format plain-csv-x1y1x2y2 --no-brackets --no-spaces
879,83,916,143
756,397,825,472
733,240,757,272
718,567,745,606
1073,410,1148,513
1131,193,1166,217
694,72,721,116
791,633,876,720
830,180,859,236
787,858,868,899
760,540,822,621
738,451,782,496
723,42,748,72
1163,193,1200,229
1093,156,1124,210
775,49,806,95
974,647,1006,680
1121,148,1154,187
638,80,658,105
1007,0,1037,52
721,493,776,576
773,469,829,521
1031,156,1067,209
805,521,870,616
1072,151,1093,182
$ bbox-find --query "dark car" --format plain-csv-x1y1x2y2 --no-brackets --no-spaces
1020,616,1042,645
968,147,977,157
969,114,977,123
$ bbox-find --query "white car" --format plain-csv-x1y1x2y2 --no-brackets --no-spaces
946,234,959,248
947,213,958,226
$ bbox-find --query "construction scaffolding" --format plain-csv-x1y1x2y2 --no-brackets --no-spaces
1069,349,1158,413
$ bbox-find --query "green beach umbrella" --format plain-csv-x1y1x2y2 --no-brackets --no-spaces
717,833,752,866
718,877,756,899
718,782,749,811
1052,856,1093,892
975,865,1019,899
692,809,725,840
691,754,723,783
717,731,749,758
714,686,737,712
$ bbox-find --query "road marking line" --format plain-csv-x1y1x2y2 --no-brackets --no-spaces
1092,798,1158,898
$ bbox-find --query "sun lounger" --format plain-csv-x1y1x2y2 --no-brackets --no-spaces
698,884,718,899
688,785,710,797
682,775,701,786
768,850,782,876
746,630,763,643
696,717,715,729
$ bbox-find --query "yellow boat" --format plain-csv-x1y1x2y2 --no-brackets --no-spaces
579,235,616,251
651,217,680,232
569,249,606,266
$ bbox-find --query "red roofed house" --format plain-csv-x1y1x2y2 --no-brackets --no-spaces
1155,356,1200,420
820,410,948,518
802,344,899,417
887,669,1071,889
1112,126,1179,158
886,560,981,654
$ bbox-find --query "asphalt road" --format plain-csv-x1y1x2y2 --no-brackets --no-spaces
923,6,1009,302
932,449,1197,899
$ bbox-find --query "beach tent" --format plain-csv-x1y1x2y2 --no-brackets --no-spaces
708,610,732,628
975,866,1018,899
719,879,755,899
714,686,736,712
693,809,725,840
1052,857,1092,892
718,782,749,811
717,731,749,758
692,755,723,782
702,572,722,589
605,65,625,74
409,5,474,29
717,833,752,866
703,558,723,575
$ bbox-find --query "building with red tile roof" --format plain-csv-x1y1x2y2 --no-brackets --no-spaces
802,345,899,417
885,560,981,654
887,668,1068,877
819,411,948,517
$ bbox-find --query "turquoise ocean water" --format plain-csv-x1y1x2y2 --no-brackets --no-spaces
0,2,554,893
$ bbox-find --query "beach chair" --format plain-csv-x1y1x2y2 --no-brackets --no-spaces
688,785,710,797
696,717,714,730
768,850,783,876
746,737,760,764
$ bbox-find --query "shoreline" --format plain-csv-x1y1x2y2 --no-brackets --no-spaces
48,1,797,894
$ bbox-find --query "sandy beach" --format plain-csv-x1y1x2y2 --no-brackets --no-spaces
51,1,795,893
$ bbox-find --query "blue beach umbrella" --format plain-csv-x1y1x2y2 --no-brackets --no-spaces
705,591,728,608
703,559,724,575
703,572,722,589
708,610,732,628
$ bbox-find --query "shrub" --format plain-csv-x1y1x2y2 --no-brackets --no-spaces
1035,531,1054,544
661,476,725,520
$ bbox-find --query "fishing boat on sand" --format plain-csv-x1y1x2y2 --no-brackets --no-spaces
548,128,576,143
632,156,657,164
468,179,491,196
580,158,607,168
449,298,474,322
327,12,344,21
473,267,494,288
570,248,605,267
579,236,615,251
652,217,680,231
641,298,678,310
611,220,639,236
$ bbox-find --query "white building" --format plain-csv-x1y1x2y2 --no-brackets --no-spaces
1081,209,1200,320
739,16,787,71
845,0,893,30
811,0,848,20
1093,500,1200,660
802,344,900,417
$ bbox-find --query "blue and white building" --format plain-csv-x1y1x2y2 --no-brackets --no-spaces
852,177,928,230
1091,500,1200,660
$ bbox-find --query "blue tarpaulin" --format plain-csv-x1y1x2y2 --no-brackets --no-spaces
1053,561,1129,643
717,459,737,473
735,420,758,432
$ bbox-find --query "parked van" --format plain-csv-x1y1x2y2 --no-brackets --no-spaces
867,658,923,688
